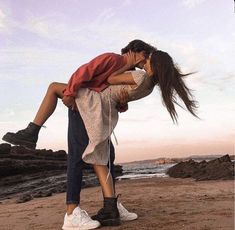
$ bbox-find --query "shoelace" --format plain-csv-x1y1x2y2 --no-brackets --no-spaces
80,210,93,224
17,124,46,134
118,203,130,215
72,209,92,225
106,88,119,183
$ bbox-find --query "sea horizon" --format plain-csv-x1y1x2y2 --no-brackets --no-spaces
117,153,235,165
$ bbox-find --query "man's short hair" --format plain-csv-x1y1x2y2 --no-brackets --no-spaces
121,39,157,56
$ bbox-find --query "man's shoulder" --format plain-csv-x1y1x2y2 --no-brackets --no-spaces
96,52,122,59
90,52,123,66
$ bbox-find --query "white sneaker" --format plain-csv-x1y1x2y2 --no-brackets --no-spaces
117,202,138,221
62,207,100,230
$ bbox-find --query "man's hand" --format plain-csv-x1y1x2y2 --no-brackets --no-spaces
126,51,146,69
118,89,129,105
62,95,77,110
116,89,129,113
116,103,128,113
125,51,136,69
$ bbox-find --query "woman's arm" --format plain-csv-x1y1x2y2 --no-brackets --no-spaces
107,72,136,85
107,51,139,85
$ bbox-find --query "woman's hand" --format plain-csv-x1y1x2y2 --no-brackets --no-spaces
62,95,77,110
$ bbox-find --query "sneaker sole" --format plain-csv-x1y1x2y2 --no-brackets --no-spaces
120,215,138,221
2,134,36,149
62,223,100,230
100,218,121,226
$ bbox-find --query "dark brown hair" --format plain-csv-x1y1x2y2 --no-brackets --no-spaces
121,39,157,57
150,50,198,123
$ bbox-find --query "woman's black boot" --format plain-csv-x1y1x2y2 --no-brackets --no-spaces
92,197,120,226
2,122,41,149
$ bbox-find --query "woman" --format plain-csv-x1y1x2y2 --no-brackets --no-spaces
73,50,198,227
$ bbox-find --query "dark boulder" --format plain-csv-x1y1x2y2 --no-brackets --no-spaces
0,143,11,154
16,194,33,203
167,154,234,181
0,143,123,202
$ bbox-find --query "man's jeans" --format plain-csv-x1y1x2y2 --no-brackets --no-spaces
66,109,116,204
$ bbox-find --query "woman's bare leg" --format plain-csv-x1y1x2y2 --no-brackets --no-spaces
33,82,67,126
93,165,115,197
2,82,68,148
92,165,120,226
66,166,114,215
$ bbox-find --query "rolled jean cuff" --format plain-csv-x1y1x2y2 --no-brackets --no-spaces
66,200,80,205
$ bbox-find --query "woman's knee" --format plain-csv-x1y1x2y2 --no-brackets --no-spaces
48,82,59,92
47,82,64,98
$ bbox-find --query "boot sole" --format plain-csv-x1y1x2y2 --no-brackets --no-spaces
2,134,36,149
100,218,121,226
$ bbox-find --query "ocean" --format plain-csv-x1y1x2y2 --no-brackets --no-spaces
117,161,176,180
116,155,234,180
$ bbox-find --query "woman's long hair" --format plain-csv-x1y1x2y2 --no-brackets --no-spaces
150,50,198,123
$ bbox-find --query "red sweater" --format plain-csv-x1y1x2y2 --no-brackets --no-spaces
63,53,126,97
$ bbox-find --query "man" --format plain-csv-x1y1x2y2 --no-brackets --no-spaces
62,40,156,230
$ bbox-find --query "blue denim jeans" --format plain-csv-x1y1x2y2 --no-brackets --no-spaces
66,109,116,204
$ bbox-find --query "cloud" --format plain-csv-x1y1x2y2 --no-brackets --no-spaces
122,0,133,6
96,8,115,22
181,0,206,9
28,19,50,37
0,8,6,26
3,4,143,51
0,7,8,31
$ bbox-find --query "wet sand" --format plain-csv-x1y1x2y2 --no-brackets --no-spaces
0,177,234,230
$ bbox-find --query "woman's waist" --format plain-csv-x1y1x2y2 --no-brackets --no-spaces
77,85,132,103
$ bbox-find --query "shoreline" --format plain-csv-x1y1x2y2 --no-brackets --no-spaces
0,177,234,230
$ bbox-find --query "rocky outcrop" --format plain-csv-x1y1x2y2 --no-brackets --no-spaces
0,143,123,202
167,154,234,181
154,158,178,165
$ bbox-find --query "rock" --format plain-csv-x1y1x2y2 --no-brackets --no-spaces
0,158,67,177
167,154,234,181
0,143,11,154
0,143,123,201
194,156,234,181
33,191,52,198
155,158,176,164
9,146,67,161
166,159,198,178
16,194,33,203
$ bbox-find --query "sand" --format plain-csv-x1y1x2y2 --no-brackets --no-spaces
0,177,234,230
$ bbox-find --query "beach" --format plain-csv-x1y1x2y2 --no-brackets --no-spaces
0,177,234,230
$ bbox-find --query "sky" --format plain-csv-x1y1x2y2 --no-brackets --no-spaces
0,0,234,163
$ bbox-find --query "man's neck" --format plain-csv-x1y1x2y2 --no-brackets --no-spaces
122,53,134,69
122,53,128,64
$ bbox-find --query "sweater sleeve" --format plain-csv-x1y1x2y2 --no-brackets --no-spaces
131,70,146,86
63,53,120,97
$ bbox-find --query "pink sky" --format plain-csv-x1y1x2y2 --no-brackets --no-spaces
115,138,234,163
